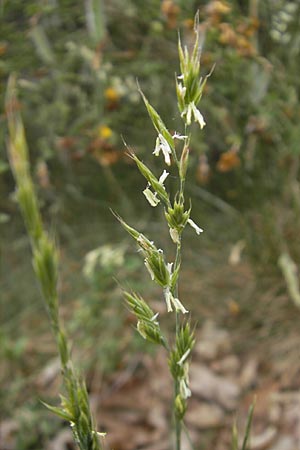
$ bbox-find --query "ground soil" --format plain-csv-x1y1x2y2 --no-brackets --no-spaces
2,213,300,450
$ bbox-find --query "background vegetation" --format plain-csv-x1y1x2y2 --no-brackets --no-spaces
1,1,300,449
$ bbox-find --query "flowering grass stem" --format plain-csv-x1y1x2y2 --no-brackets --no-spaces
116,13,208,449
6,75,103,450
5,10,256,450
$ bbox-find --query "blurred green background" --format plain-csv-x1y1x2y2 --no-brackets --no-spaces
1,0,300,448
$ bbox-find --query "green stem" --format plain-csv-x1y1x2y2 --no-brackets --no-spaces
174,310,181,450
182,421,196,450
172,127,191,450
174,237,182,282
175,406,182,450
173,174,184,450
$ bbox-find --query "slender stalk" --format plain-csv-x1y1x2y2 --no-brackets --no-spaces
173,186,184,450
172,126,191,449
175,405,182,450
174,309,181,449
182,421,196,450
116,13,207,450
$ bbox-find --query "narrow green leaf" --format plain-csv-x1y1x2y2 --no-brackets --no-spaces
110,210,140,240
231,421,238,450
41,402,74,422
138,87,174,150
241,400,255,450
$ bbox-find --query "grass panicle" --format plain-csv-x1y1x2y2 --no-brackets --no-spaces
116,13,207,450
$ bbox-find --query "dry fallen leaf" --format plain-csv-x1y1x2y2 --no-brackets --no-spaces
186,401,225,429
0,420,18,450
239,358,259,390
190,363,240,410
249,426,277,450
269,435,295,450
47,428,73,450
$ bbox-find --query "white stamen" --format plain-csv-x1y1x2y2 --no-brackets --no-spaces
177,82,186,99
171,296,189,314
164,288,173,312
167,262,173,274
153,136,161,157
96,431,107,437
153,134,172,166
169,227,180,244
180,379,192,399
187,219,203,235
191,103,206,129
143,187,160,207
186,104,192,125
160,135,172,165
177,349,191,366
173,132,188,140
159,169,169,184
151,312,159,322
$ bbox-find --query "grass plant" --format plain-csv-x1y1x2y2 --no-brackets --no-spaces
114,13,209,448
6,76,103,450
6,11,255,450
116,13,254,449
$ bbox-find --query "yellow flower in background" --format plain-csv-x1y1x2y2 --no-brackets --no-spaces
219,22,238,46
161,0,180,29
228,299,240,317
218,20,257,56
206,0,231,16
205,0,231,25
217,147,241,172
196,154,211,185
104,87,119,103
98,124,112,140
0,41,8,56
236,35,256,57
182,18,194,30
